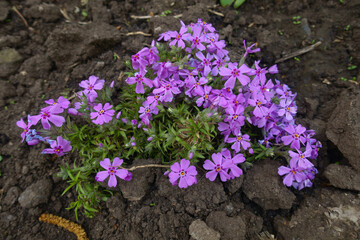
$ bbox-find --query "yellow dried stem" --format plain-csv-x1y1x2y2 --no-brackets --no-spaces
39,213,89,240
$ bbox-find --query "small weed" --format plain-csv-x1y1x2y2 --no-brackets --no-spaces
340,77,348,81
345,25,350,31
292,16,301,25
294,57,300,62
347,65,357,70
160,10,172,16
278,30,284,36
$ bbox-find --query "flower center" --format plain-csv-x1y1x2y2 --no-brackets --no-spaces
205,95,209,99
99,109,104,115
146,109,150,113
294,134,299,138
41,112,50,119
237,136,242,141
180,171,185,176
216,167,221,172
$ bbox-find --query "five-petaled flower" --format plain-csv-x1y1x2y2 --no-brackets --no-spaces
41,136,72,156
168,159,197,188
90,103,115,125
29,109,65,130
95,157,130,187
203,153,230,182
79,75,105,102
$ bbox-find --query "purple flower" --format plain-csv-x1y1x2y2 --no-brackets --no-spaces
147,137,153,142
16,116,33,143
203,153,230,182
168,159,198,188
95,157,130,187
226,132,251,153
169,21,191,49
110,81,115,88
116,111,122,119
288,144,314,169
219,63,253,89
278,158,307,187
25,129,44,145
79,75,105,102
126,69,153,94
278,99,296,121
90,103,115,125
29,109,65,130
243,40,260,58
41,136,72,156
42,96,70,113
131,119,137,125
131,52,148,70
281,124,306,150
196,85,212,108
153,79,181,102
221,149,245,179
187,25,205,52
138,40,160,65
224,105,245,128
195,52,214,76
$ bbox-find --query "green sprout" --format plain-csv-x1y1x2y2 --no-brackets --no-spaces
347,65,357,70
278,30,284,36
81,10,88,18
160,10,172,16
345,25,350,31
339,0,344,3
220,0,246,9
294,57,300,62
340,77,348,81
292,16,301,25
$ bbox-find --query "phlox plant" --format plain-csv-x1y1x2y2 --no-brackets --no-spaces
17,19,321,220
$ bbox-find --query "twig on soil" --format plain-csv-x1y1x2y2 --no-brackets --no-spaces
122,164,170,171
12,6,29,28
39,213,89,240
275,41,322,63
130,15,152,19
130,14,183,19
207,9,224,17
124,31,152,37
59,8,73,22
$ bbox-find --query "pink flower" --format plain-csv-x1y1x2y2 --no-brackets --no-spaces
125,69,153,94
42,96,70,113
79,75,105,102
41,136,72,156
16,116,33,142
90,103,115,125
28,109,65,130
168,159,197,188
95,158,130,187
203,153,230,182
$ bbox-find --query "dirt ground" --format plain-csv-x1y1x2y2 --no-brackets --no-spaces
1,0,360,239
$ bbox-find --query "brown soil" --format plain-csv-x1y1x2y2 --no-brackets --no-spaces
1,0,360,239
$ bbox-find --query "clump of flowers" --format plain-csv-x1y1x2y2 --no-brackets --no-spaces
17,19,320,219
